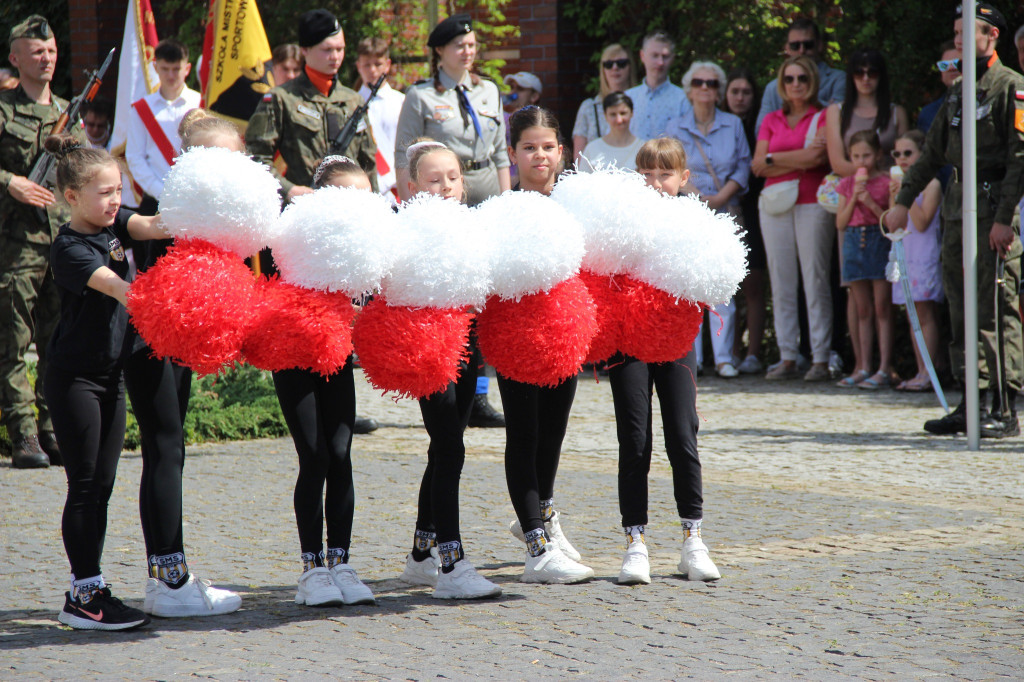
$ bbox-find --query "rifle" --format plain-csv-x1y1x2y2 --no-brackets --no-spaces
329,73,386,156
28,47,116,221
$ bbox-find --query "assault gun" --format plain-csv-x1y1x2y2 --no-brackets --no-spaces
329,73,387,156
28,47,116,220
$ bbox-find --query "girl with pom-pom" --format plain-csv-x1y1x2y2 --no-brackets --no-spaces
608,138,721,586
498,106,595,585
123,109,242,620
41,136,174,630
396,140,502,600
264,155,377,607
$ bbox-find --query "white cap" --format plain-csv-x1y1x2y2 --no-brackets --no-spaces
503,71,543,94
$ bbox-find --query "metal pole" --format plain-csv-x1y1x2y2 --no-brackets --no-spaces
963,17,980,450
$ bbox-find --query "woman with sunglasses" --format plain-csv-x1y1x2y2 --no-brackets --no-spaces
666,60,750,378
824,48,908,389
751,56,832,382
572,44,636,162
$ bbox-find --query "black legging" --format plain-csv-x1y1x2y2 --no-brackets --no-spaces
608,349,702,527
273,361,356,555
44,366,126,579
497,373,577,535
415,339,477,545
125,348,191,559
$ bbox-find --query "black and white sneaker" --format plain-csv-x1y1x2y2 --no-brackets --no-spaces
57,588,150,631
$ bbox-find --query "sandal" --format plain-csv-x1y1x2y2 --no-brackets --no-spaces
858,371,893,390
902,374,932,392
836,369,870,388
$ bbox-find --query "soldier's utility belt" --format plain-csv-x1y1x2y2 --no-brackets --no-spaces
949,167,1005,185
461,158,492,172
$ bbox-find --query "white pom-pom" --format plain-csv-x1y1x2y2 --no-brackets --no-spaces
382,193,491,308
269,186,397,296
159,147,281,258
550,167,657,276
635,193,748,305
475,191,584,301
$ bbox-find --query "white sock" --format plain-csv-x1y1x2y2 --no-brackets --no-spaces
681,518,703,539
624,525,646,544
72,574,105,603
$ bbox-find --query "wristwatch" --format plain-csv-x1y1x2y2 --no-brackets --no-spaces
765,153,774,166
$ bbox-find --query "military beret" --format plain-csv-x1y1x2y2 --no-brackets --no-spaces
427,14,473,48
298,9,342,48
956,2,1007,34
9,15,52,43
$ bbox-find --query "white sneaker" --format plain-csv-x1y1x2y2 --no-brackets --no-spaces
617,540,651,585
716,363,739,378
522,546,595,584
329,564,375,605
737,355,763,374
509,510,582,562
295,567,344,606
432,560,501,599
143,575,242,617
678,536,721,581
399,548,440,588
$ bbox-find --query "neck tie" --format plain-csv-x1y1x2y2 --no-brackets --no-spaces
456,84,483,139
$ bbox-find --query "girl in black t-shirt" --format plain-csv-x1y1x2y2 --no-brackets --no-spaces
42,136,168,631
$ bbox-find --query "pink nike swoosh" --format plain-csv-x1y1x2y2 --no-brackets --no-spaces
77,606,104,621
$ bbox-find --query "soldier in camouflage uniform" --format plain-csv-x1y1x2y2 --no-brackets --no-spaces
886,3,1024,439
0,16,85,468
246,9,377,202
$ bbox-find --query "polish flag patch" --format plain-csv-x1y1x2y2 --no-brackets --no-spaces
1015,90,1024,101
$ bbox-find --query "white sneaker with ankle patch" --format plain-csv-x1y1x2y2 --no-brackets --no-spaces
295,567,344,606
617,540,651,585
522,546,595,584
143,574,242,617
509,510,582,562
432,560,501,599
329,564,375,605
399,548,440,588
678,536,721,581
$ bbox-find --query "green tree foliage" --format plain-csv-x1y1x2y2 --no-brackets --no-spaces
563,0,1024,116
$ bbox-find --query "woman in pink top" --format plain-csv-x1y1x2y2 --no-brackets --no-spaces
751,56,832,381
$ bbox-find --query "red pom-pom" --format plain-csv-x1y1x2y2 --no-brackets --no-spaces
579,270,628,364
476,276,598,387
351,298,472,399
127,238,256,375
618,276,703,364
242,276,355,376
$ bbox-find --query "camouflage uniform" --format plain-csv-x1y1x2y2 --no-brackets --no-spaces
895,54,1024,394
246,71,378,196
0,76,84,445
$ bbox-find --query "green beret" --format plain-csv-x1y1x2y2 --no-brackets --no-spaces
9,15,52,43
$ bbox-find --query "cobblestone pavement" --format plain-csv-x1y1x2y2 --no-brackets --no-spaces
2,371,1022,679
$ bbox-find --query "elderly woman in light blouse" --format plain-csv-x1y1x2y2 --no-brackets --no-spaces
665,60,750,378
572,43,637,162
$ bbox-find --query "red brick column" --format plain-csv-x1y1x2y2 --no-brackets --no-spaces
67,0,123,100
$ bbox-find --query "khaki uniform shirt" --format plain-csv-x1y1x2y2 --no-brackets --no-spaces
896,55,1024,226
0,86,84,245
247,72,378,197
395,69,509,206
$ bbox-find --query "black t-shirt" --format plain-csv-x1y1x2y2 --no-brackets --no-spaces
48,208,137,374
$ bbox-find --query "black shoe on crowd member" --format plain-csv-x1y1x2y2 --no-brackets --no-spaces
11,435,50,469
469,394,505,428
353,416,379,435
39,430,62,466
979,412,1020,439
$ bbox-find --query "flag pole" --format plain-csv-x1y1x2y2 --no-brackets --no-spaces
962,14,980,450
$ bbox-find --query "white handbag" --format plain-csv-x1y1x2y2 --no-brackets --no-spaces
758,110,823,216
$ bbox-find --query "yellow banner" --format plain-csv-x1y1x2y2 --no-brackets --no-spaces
204,0,274,130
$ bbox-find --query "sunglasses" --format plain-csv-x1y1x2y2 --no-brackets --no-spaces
788,39,816,51
691,78,719,89
602,58,630,70
891,149,915,159
782,73,810,84
853,67,880,79
936,59,959,72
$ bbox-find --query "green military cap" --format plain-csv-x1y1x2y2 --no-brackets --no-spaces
9,15,52,43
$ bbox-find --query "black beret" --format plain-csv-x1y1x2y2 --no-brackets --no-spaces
9,15,52,43
427,14,473,48
956,2,1007,34
298,9,342,48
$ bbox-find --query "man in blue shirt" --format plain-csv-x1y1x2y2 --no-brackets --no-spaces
917,41,960,133
625,30,691,140
755,18,845,133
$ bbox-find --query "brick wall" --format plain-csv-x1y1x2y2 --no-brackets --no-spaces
67,0,123,101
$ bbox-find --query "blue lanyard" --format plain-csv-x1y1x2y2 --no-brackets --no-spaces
456,85,483,139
